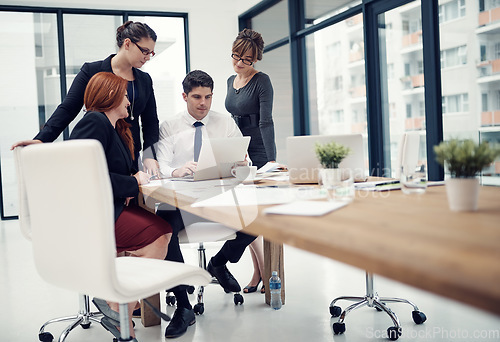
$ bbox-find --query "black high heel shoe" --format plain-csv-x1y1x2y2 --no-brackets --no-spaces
243,278,262,293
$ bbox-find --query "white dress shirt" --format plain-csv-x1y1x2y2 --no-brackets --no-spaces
157,109,243,177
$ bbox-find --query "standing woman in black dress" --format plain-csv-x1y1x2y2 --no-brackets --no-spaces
11,21,160,176
225,28,276,294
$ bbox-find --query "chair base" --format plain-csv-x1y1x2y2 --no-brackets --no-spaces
329,272,426,341
166,242,244,314
39,294,102,342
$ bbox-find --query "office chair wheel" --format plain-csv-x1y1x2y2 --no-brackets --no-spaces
81,322,91,329
187,285,195,294
39,332,54,342
193,303,204,315
233,293,244,305
330,305,342,317
166,295,176,306
412,310,427,324
387,326,401,341
332,322,345,335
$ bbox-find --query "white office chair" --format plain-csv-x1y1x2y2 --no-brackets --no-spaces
177,221,240,313
142,198,243,314
14,145,104,342
17,140,211,342
329,132,427,341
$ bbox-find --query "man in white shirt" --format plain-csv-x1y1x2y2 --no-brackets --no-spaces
156,70,257,339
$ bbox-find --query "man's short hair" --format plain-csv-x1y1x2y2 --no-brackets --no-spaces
182,70,214,94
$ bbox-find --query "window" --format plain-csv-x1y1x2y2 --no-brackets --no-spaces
406,103,412,118
482,93,488,112
439,0,466,23
441,45,467,68
0,7,188,218
442,93,469,114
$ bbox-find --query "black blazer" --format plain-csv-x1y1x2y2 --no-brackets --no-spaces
69,111,139,221
35,54,159,161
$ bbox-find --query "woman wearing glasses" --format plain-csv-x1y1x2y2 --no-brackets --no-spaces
70,71,172,341
225,28,276,295
11,21,160,176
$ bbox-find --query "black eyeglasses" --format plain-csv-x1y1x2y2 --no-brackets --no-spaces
134,42,155,57
231,53,253,66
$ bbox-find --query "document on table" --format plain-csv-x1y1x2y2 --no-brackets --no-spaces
190,185,295,207
263,200,348,216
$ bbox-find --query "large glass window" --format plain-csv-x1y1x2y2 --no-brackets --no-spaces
0,8,188,219
256,45,294,164
306,13,369,170
252,1,289,44
64,14,119,134
376,1,427,178
0,12,59,218
442,0,500,184
129,16,187,122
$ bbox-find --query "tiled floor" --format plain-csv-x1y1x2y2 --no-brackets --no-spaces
1,218,499,342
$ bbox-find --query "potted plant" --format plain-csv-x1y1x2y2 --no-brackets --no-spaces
315,141,353,202
434,139,500,211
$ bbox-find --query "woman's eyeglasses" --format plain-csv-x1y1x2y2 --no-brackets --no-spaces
134,42,155,57
231,53,253,66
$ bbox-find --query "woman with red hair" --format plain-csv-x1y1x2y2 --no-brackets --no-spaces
70,71,172,340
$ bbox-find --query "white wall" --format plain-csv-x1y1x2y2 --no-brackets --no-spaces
2,0,261,112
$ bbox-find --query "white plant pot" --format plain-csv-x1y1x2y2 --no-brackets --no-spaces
445,178,480,212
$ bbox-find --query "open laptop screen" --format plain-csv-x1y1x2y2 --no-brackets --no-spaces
286,134,366,184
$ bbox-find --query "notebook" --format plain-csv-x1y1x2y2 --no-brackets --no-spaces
176,136,250,181
286,134,367,184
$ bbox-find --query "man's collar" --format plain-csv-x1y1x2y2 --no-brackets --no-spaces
184,110,210,126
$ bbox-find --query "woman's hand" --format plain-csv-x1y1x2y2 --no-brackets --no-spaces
124,197,134,206
142,158,159,177
10,139,42,150
133,171,150,185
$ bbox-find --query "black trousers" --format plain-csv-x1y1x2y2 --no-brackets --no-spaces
157,204,257,265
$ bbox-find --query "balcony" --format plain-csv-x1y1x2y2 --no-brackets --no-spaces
477,58,500,77
349,85,366,98
401,30,422,48
478,7,500,26
405,116,425,131
351,122,367,134
346,13,363,27
400,73,425,90
349,49,364,63
481,111,500,126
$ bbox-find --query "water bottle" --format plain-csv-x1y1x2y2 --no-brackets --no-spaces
269,271,282,310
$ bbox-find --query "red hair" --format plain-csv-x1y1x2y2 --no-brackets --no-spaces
84,72,134,159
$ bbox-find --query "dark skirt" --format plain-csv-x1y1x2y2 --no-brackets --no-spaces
115,204,172,253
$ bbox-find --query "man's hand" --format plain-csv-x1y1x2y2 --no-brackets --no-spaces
172,161,197,178
11,139,42,150
142,158,159,177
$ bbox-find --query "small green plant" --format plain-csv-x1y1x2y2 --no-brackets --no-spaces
315,141,351,169
434,139,500,178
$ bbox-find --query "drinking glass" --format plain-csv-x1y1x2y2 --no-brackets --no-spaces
318,168,355,203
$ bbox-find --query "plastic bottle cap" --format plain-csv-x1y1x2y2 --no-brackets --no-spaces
272,271,277,276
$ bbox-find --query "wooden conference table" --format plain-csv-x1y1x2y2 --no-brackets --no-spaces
140,178,500,316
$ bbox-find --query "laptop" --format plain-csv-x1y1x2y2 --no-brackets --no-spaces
286,134,367,184
178,136,250,181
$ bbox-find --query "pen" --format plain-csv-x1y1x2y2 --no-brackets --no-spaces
375,180,400,187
